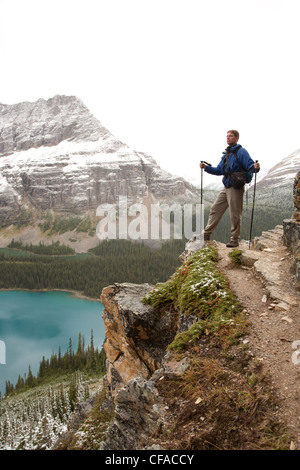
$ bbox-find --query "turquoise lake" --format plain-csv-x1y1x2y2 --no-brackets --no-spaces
0,291,105,395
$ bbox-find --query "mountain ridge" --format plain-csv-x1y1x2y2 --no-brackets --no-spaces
256,149,300,189
0,95,110,155
0,95,199,226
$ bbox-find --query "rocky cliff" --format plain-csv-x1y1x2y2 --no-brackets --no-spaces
100,282,177,399
0,95,199,225
97,221,300,450
99,282,185,450
283,171,300,282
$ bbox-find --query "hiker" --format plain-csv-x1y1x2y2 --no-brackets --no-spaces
199,130,260,247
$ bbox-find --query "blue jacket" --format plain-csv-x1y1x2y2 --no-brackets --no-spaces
205,144,256,188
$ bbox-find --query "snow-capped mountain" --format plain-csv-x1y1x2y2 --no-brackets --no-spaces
0,95,199,225
256,150,300,189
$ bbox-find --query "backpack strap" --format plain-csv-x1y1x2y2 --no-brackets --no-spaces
222,145,243,187
232,146,246,172
222,145,243,174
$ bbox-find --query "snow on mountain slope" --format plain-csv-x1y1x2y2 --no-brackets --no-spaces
257,150,300,189
0,96,199,224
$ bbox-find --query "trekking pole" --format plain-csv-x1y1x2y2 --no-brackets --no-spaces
200,161,212,205
249,161,258,249
201,167,203,204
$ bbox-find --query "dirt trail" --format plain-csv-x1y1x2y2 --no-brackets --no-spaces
216,230,300,448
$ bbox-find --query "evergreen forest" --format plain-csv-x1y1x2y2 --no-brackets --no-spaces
3,331,106,399
0,239,186,298
0,184,294,298
0,332,107,450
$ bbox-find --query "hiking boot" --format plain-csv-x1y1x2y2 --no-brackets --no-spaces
226,240,239,248
204,233,210,241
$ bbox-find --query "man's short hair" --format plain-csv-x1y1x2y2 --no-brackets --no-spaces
227,129,239,139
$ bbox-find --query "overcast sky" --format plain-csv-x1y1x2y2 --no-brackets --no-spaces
1,0,299,186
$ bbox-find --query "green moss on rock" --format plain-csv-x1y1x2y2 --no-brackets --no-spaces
143,246,247,351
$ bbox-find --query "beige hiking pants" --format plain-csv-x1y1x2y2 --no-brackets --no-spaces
204,187,244,242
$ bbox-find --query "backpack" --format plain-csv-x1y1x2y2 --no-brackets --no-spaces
223,145,253,188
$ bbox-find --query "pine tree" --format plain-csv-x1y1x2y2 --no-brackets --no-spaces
89,329,96,372
68,374,78,412
15,375,25,391
25,365,35,388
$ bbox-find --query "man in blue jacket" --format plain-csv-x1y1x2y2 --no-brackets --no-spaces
200,130,260,247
